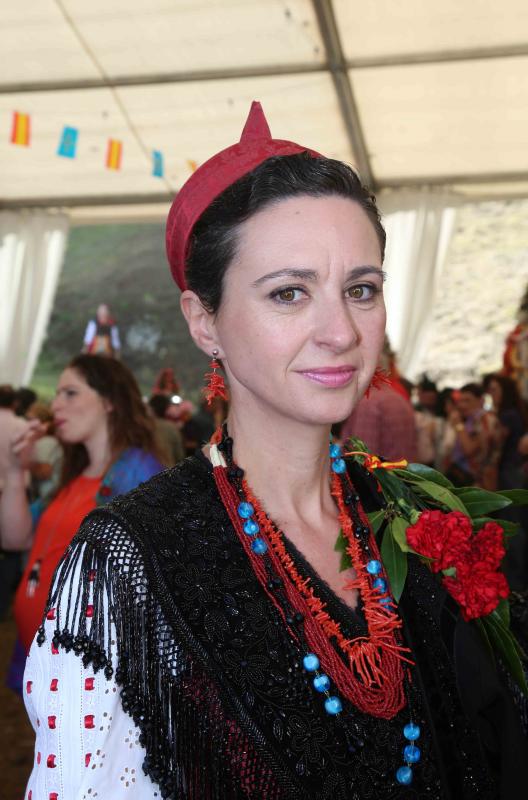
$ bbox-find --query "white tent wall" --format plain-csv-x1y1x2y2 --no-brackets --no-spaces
0,211,69,385
381,190,458,381
1,1,527,385
2,1,528,206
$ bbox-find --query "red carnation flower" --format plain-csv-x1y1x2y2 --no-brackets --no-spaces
406,510,472,572
443,564,509,621
406,509,510,620
470,521,506,571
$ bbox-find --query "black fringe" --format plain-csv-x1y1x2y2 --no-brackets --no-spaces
37,509,298,800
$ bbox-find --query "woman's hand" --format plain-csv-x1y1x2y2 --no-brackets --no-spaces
448,408,462,428
0,421,44,551
7,420,47,473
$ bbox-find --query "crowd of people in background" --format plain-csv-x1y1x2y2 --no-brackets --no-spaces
1,346,528,694
349,370,528,499
337,364,528,592
4,350,528,624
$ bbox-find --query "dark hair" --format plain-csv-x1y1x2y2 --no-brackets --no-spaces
59,354,159,488
460,383,484,399
483,373,525,416
186,152,386,313
0,384,15,408
14,387,37,416
435,387,454,418
149,393,171,419
418,374,437,393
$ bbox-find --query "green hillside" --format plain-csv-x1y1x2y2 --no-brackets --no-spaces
33,223,208,400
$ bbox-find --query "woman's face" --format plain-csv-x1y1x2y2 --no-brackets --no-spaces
51,368,111,444
488,379,502,409
212,195,386,427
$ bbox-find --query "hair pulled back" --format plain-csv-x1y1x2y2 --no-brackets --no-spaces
186,152,385,313
59,354,158,488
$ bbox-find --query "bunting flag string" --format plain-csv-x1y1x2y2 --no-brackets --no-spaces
11,112,31,146
57,126,79,159
106,138,123,170
6,108,199,179
152,149,164,178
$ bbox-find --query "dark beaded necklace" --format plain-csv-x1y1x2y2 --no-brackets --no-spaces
211,427,423,786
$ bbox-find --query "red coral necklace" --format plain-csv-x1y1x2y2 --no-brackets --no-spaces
210,430,411,721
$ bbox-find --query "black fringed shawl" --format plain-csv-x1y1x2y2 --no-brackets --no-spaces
39,454,528,799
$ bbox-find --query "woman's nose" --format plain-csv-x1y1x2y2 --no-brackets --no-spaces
313,299,360,352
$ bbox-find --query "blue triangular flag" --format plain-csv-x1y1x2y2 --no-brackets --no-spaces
152,150,164,178
57,126,78,158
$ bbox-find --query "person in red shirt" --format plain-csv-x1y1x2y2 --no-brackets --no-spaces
0,355,164,653
341,381,417,463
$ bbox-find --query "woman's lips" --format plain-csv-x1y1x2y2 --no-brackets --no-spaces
298,367,357,388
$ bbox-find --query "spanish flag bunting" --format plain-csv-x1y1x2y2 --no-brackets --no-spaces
187,159,198,173
10,112,31,146
57,126,79,159
106,138,123,170
152,150,164,178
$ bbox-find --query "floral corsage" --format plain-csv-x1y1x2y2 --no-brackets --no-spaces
335,437,528,697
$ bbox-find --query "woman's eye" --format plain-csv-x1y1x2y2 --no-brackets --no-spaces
271,287,304,304
347,284,377,301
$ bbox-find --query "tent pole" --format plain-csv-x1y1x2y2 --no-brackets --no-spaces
311,0,375,188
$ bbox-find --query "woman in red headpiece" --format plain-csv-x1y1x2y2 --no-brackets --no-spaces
22,103,527,799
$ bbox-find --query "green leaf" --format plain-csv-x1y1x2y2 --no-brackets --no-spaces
492,600,511,629
335,530,352,572
475,618,495,663
497,489,528,506
375,470,423,522
471,517,520,538
454,487,511,516
334,529,347,554
483,615,528,697
442,566,457,578
367,510,385,535
389,516,412,552
396,463,454,489
489,607,526,659
381,527,408,602
339,551,352,572
413,480,468,513
344,435,368,454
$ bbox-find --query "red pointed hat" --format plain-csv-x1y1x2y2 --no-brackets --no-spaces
166,101,321,290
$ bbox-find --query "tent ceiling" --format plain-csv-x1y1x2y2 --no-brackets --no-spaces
1,0,527,220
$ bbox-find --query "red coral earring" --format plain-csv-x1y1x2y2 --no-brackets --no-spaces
204,349,228,407
365,367,391,398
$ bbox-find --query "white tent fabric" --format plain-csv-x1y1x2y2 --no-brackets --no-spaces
382,191,457,380
0,1,527,382
1,0,527,213
0,211,69,384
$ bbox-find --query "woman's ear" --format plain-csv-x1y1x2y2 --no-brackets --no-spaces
180,290,220,356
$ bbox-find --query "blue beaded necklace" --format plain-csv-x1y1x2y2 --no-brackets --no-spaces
213,432,423,786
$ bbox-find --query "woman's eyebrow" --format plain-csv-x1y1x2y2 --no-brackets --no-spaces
345,266,386,281
251,265,386,288
251,268,317,287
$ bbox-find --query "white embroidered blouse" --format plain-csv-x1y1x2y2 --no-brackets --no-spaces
23,562,158,799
